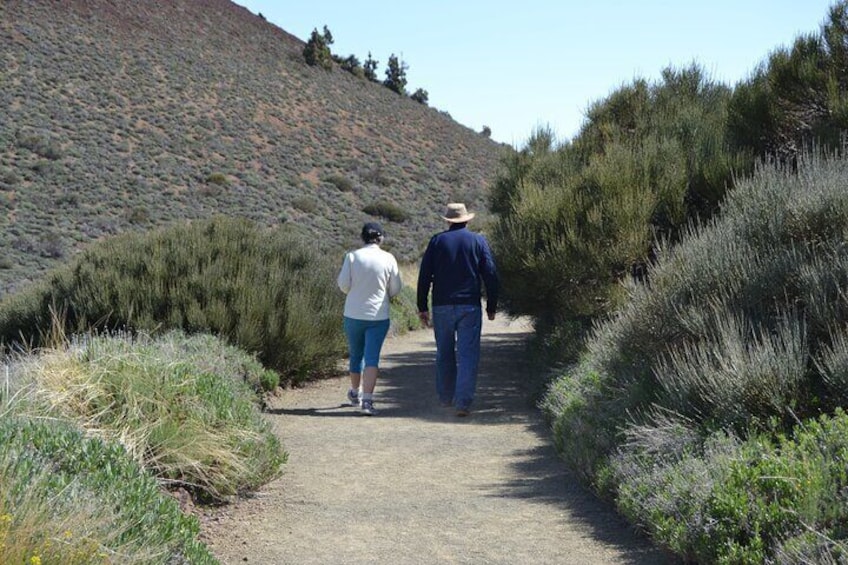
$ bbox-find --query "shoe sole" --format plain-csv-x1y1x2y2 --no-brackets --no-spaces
455,409,470,417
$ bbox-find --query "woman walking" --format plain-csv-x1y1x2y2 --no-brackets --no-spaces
337,222,402,415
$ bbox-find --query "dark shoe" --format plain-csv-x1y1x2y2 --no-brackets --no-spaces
347,389,359,407
455,408,470,417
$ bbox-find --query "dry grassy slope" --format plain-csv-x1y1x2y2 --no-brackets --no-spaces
0,0,506,294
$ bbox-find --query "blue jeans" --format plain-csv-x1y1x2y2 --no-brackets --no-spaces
344,317,390,373
432,304,482,410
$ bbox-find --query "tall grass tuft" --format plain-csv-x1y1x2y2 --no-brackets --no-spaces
15,330,285,500
0,216,345,385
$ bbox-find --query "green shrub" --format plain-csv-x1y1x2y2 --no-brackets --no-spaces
389,284,421,335
16,129,63,161
292,196,319,214
358,165,393,187
362,200,408,223
0,216,346,384
491,68,748,350
545,152,848,462
0,168,20,185
125,205,150,224
613,410,848,563
206,172,229,186
728,3,848,162
324,174,354,192
0,415,215,564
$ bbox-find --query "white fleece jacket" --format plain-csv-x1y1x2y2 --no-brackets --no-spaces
337,244,402,320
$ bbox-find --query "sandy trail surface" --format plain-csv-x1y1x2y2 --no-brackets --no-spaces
200,316,672,564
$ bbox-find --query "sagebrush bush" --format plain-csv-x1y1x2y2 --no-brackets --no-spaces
555,153,848,455
543,152,848,559
0,216,345,384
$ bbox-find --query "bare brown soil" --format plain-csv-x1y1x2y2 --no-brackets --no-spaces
199,317,674,564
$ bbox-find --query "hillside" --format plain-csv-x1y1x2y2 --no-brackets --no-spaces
0,0,505,294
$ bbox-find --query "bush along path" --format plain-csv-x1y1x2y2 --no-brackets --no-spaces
199,317,671,564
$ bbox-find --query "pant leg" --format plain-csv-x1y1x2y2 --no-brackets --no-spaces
362,319,391,368
453,305,482,410
343,317,366,374
432,305,457,404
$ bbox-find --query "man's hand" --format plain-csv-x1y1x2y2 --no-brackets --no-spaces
487,311,496,321
418,311,430,327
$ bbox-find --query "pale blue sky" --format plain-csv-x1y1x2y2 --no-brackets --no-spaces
232,1,837,146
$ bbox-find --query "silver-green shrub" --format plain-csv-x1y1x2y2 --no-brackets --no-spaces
543,152,848,560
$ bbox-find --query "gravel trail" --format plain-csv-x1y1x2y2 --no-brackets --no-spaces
201,317,673,564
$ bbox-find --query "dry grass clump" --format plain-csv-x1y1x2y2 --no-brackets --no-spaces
0,383,215,563
18,330,285,500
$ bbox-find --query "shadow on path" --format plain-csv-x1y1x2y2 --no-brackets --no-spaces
372,321,673,563
375,328,542,424
264,319,674,563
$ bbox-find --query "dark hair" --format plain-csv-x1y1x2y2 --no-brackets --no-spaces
361,222,384,244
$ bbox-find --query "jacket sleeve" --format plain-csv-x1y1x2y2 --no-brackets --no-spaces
337,252,353,294
416,238,435,312
478,235,499,313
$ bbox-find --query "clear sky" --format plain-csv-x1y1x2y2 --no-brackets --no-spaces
232,1,837,146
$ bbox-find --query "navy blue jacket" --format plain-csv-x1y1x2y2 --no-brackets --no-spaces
417,224,499,314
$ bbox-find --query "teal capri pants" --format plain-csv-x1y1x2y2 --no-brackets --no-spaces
343,316,391,373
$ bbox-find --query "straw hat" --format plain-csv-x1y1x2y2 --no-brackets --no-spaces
442,203,475,223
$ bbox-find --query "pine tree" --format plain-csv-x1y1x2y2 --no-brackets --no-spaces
411,88,428,105
364,52,379,82
383,54,408,95
303,26,334,70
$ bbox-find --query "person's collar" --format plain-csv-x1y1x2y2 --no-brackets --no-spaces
448,223,467,231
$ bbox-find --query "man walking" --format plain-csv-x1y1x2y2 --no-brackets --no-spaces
417,203,499,417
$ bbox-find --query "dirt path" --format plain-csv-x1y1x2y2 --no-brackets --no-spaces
200,317,672,564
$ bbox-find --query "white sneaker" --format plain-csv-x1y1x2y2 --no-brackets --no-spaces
360,400,378,416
